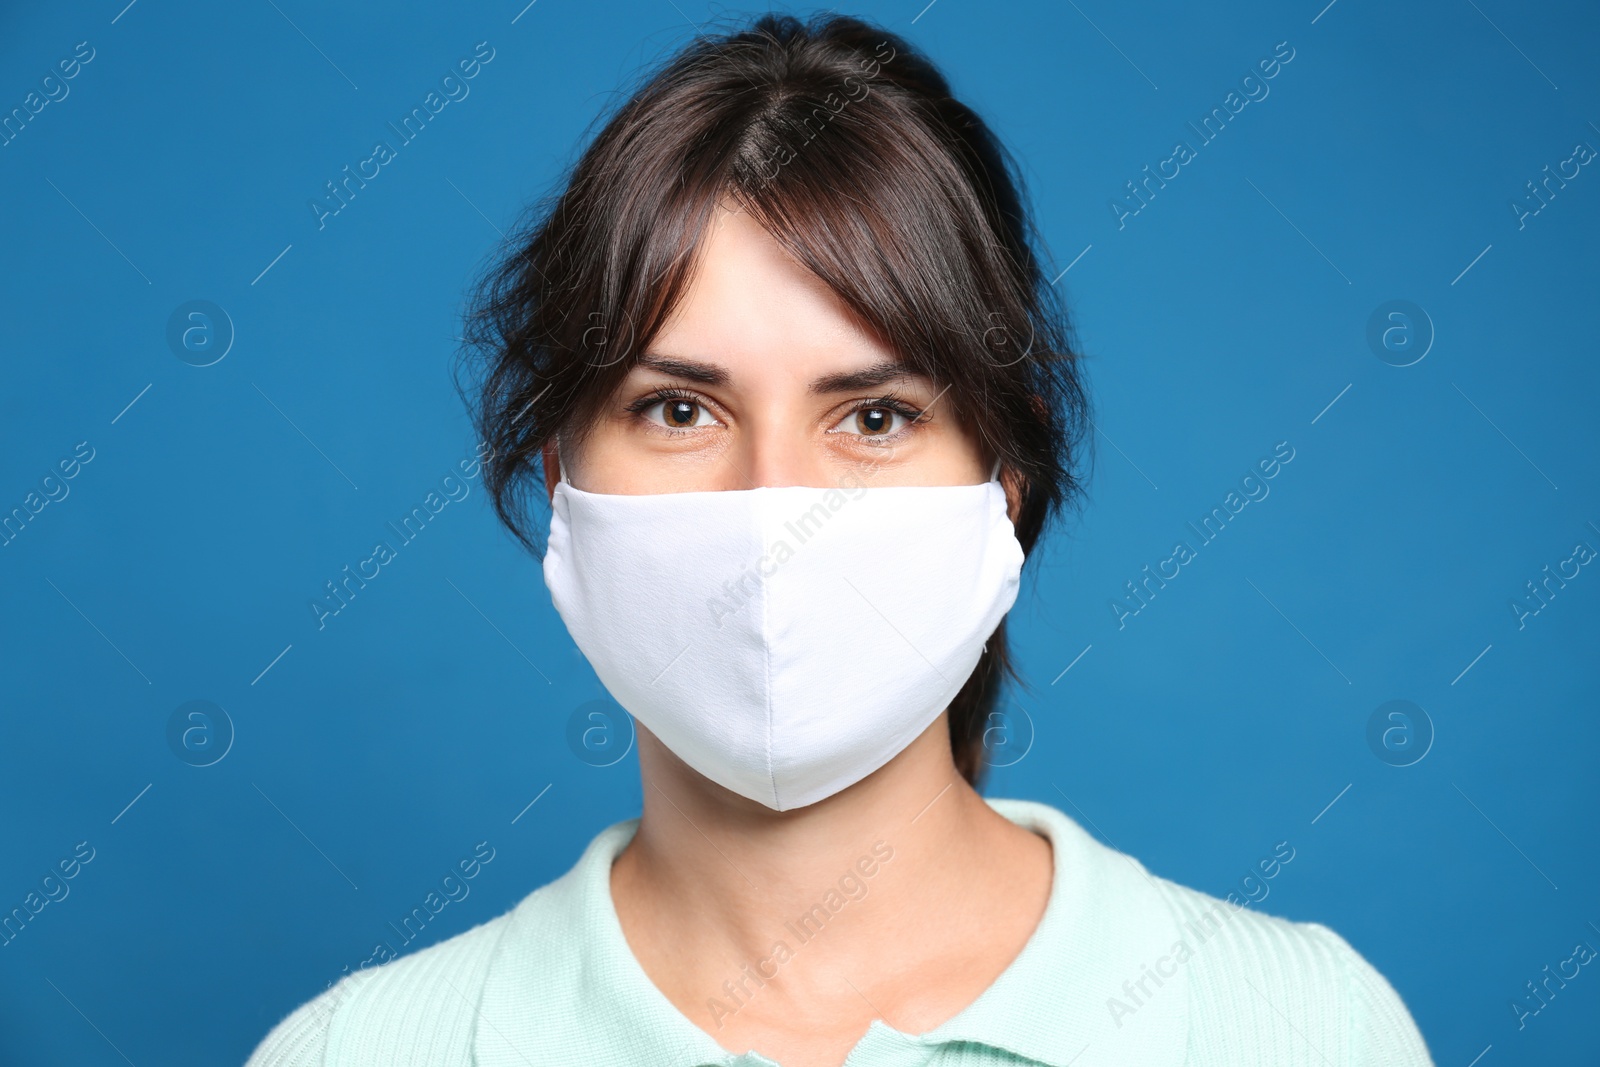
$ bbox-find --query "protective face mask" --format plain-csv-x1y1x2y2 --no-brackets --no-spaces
542,455,1024,811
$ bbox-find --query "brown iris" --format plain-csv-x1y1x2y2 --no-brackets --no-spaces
855,407,892,435
664,399,700,427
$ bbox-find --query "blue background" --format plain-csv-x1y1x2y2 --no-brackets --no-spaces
1,0,1596,1063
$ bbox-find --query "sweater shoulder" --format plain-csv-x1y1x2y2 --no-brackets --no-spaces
1148,878,1433,1065
242,905,519,1067
243,986,336,1067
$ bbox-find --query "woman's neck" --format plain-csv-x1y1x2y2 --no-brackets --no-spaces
609,716,1054,1065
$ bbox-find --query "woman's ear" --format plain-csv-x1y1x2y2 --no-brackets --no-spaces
542,440,561,501
1000,465,1023,527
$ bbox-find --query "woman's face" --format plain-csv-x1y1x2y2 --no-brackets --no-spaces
546,202,1003,501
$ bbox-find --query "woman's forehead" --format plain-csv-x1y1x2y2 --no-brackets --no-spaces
645,205,908,384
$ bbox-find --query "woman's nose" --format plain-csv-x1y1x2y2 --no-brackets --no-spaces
731,430,830,489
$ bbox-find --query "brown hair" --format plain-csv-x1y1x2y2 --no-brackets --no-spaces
457,12,1090,789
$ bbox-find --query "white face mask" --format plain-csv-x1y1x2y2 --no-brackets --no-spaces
542,455,1024,811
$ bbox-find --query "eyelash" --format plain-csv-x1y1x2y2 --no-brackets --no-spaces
837,391,926,442
624,386,926,439
626,386,696,409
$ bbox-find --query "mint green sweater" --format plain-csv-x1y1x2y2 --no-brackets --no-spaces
245,798,1433,1066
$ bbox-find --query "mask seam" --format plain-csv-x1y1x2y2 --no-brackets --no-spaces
760,492,779,809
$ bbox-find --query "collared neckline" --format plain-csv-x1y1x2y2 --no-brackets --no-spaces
473,797,1190,1067
909,798,1191,1066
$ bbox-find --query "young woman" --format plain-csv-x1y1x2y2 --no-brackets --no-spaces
247,13,1433,1066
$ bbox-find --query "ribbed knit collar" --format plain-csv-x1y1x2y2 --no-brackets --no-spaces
473,797,1191,1066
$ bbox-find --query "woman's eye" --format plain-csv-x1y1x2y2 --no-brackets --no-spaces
831,405,913,437
644,397,718,429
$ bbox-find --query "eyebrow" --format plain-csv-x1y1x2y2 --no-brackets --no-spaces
808,359,920,394
636,353,920,394
635,354,729,386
